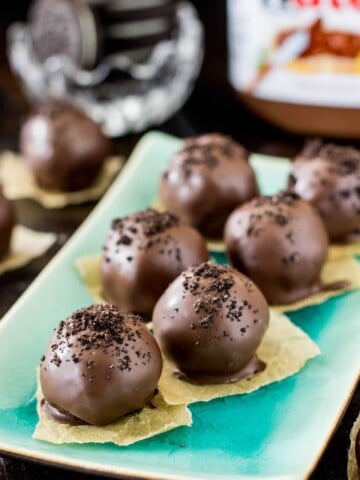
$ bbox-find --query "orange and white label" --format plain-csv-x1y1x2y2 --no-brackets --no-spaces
228,0,360,107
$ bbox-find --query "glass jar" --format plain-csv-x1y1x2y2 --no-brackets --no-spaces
227,0,360,138
7,0,203,136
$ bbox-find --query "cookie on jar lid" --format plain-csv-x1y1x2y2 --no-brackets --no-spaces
29,0,178,69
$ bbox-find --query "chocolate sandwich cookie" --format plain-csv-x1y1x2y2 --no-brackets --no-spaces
289,140,360,242
29,0,101,70
40,304,162,426
101,208,209,318
29,0,177,69
153,262,269,385
159,133,259,239
0,188,15,260
224,192,339,305
20,101,111,192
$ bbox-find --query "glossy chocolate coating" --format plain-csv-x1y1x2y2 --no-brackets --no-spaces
225,192,329,305
40,304,162,426
159,133,259,238
289,140,360,242
0,188,15,260
153,262,269,385
101,209,210,318
20,101,111,192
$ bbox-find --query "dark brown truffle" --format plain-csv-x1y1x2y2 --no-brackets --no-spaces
0,188,15,260
101,208,210,318
40,304,162,426
20,101,111,192
159,133,259,238
289,140,360,242
224,192,331,305
153,262,269,385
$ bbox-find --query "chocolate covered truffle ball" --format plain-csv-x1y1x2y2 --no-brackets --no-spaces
20,101,111,192
159,133,259,238
40,304,162,426
225,192,330,305
289,140,360,242
101,209,210,318
0,188,15,260
153,262,269,385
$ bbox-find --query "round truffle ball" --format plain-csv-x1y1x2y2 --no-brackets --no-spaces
0,188,15,260
224,192,329,305
153,262,269,385
289,140,360,242
40,304,162,426
101,209,210,318
20,101,111,192
159,133,258,238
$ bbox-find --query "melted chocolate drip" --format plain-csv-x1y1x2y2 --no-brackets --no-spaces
40,399,86,426
174,355,266,386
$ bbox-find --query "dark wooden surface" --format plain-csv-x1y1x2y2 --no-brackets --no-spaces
0,1,359,479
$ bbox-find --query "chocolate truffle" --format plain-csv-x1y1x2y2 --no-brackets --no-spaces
40,304,162,426
224,192,331,305
153,262,269,385
289,140,360,242
101,208,210,318
159,133,259,238
0,188,15,260
20,101,111,192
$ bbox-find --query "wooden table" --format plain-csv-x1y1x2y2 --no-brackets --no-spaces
0,4,359,478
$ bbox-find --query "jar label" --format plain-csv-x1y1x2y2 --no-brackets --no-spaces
228,0,360,107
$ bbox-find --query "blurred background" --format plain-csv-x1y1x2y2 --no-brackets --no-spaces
0,2,359,479
0,0,236,150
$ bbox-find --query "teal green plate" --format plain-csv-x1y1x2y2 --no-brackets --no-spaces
0,132,359,480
